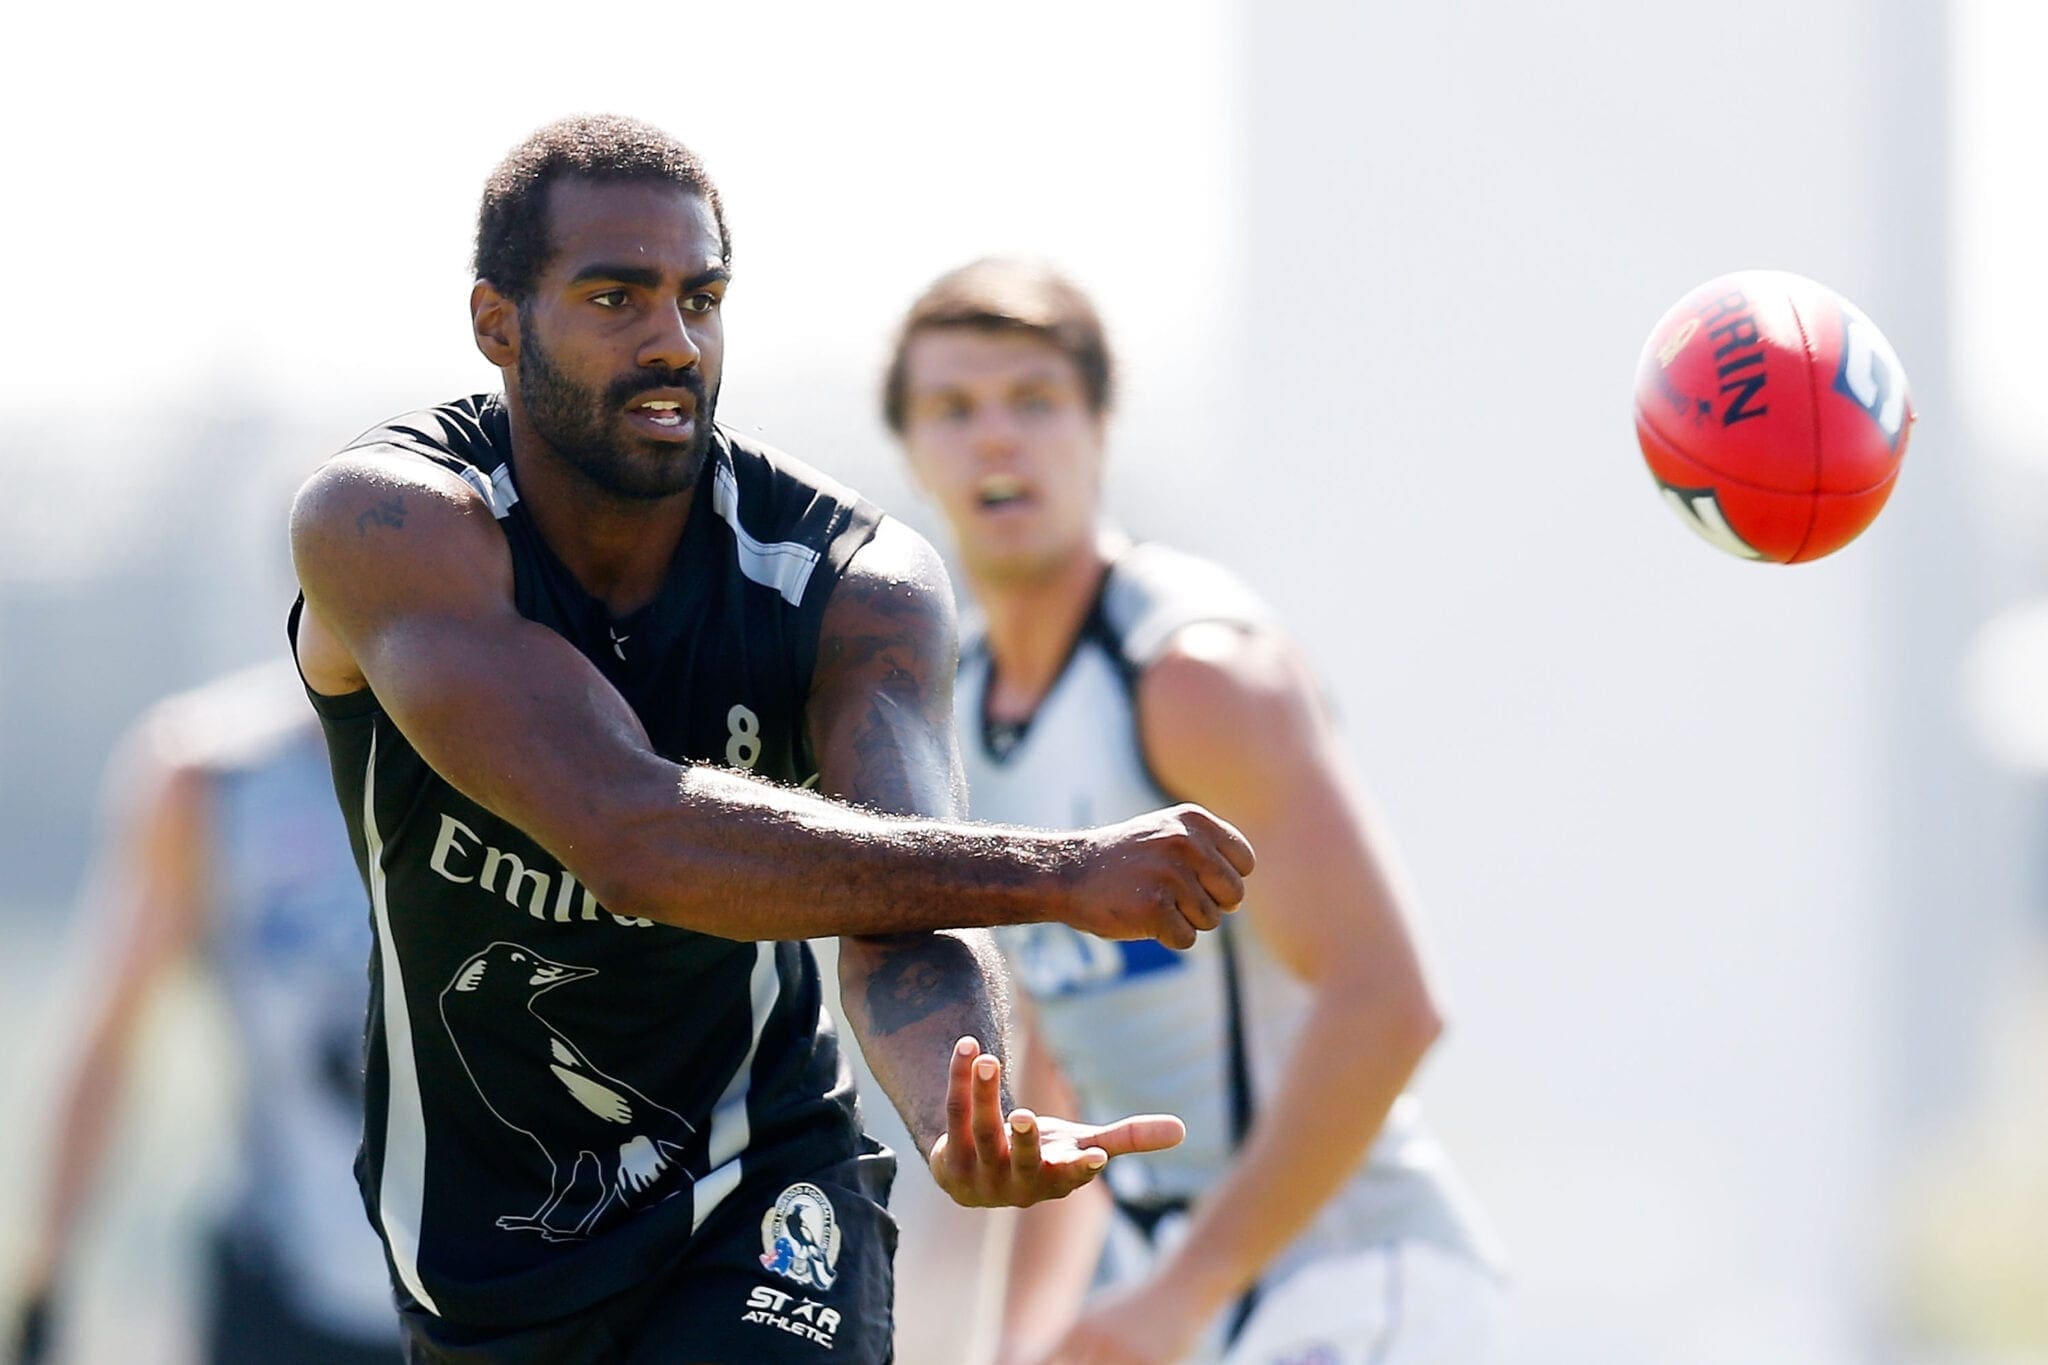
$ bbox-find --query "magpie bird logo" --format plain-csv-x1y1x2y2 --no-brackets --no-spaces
759,1182,841,1291
439,941,696,1242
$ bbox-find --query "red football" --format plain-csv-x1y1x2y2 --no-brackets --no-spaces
1633,270,1913,563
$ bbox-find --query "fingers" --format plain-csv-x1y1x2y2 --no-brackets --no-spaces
1191,846,1246,912
1175,885,1223,934
1041,1143,1111,1189
970,1051,1008,1165
943,1036,979,1162
1077,808,1257,948
1008,1107,1042,1173
955,1105,1181,1208
1177,808,1253,907
1191,807,1257,877
1083,1112,1187,1158
1153,807,1256,946
1157,897,1198,950
1170,856,1233,938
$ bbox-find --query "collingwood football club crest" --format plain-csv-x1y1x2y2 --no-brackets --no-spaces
759,1182,840,1290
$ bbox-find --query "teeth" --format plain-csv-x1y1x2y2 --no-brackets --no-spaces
640,400,680,411
978,475,1026,505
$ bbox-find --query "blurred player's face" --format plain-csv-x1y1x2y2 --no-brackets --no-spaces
506,179,727,500
898,329,1107,586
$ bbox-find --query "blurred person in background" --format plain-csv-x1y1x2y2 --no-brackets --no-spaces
7,660,402,1365
885,258,1509,1364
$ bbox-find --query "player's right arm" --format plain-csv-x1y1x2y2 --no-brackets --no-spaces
291,450,1252,944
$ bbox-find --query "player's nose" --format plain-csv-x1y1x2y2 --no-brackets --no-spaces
637,300,702,373
967,405,1022,458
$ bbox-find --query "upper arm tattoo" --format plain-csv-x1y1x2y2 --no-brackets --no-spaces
354,492,407,536
811,555,962,817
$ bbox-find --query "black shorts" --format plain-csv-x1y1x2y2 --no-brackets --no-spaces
397,1147,897,1364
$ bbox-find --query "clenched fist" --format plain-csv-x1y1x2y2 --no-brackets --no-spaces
1060,805,1255,949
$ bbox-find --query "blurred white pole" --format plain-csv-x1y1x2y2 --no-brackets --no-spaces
1961,600,2048,772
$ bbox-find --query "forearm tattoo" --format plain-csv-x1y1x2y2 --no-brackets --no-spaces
861,932,991,1036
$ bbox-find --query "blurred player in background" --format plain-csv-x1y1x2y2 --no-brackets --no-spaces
886,258,1509,1364
8,661,401,1364
288,116,1252,1360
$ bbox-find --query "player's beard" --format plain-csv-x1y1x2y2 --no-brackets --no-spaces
516,321,718,501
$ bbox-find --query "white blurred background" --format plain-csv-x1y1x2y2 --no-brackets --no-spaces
3,1,2045,1361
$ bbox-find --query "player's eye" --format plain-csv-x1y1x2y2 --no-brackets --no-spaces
681,292,721,315
590,290,628,309
1016,390,1055,416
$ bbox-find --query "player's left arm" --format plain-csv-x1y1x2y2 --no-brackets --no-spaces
811,518,1182,1209
1049,620,1445,1358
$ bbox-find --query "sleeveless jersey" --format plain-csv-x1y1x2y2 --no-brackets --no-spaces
158,662,396,1340
290,395,884,1327
958,543,1504,1286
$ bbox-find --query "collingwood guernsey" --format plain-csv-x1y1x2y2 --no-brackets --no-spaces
289,395,883,1327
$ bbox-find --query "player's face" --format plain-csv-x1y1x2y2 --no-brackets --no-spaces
898,329,1106,585
511,179,728,500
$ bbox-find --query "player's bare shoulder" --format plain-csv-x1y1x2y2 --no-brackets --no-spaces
1113,545,1324,782
1142,621,1323,757
289,446,513,695
290,445,503,568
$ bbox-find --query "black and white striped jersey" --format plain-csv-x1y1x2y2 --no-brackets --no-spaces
290,395,883,1328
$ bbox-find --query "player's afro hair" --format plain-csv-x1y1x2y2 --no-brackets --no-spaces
882,258,1115,432
473,115,730,301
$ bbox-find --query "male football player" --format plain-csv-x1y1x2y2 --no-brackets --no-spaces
288,119,1252,1361
887,258,1505,1363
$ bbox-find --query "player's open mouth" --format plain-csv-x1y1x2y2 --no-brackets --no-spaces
625,393,699,441
976,475,1031,511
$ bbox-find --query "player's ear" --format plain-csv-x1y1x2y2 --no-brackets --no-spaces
472,281,519,368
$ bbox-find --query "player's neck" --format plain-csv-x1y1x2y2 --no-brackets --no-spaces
508,426,698,619
973,533,1123,721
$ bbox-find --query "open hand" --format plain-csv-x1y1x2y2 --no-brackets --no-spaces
1066,805,1255,949
928,1038,1183,1208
